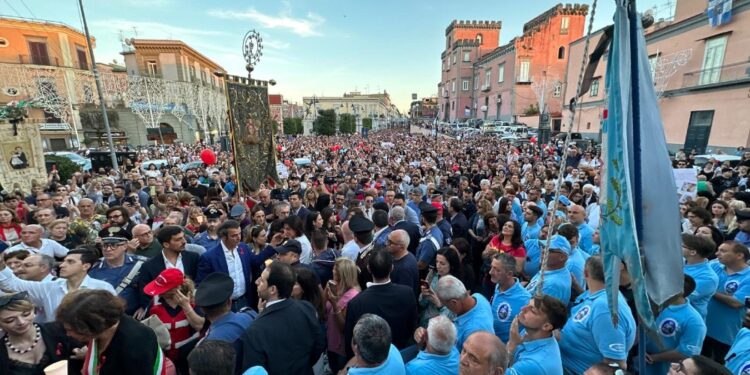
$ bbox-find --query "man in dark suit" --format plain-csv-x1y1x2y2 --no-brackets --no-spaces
448,198,470,242
240,261,325,374
134,225,199,318
344,248,418,359
289,191,310,222
390,206,421,255
197,220,275,312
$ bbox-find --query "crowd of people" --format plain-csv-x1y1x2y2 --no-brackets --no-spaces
0,127,749,375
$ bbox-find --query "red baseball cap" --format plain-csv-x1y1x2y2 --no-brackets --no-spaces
144,268,184,296
431,202,444,213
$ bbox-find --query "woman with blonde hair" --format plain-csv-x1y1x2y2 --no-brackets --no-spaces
0,292,81,374
303,189,319,211
726,199,747,233
185,207,205,234
324,258,360,373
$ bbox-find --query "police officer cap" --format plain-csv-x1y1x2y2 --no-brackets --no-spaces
194,272,234,307
276,239,302,255
205,208,222,219
349,215,374,233
419,201,438,215
101,236,128,245
736,209,750,222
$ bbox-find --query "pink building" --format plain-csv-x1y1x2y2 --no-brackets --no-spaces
438,20,502,122
563,0,750,152
269,94,283,132
472,4,588,127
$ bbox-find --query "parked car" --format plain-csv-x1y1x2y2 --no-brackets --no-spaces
693,154,741,171
44,152,92,172
179,160,205,171
141,159,170,171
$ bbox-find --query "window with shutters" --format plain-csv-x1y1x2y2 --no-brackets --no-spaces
498,63,505,83
590,78,600,97
463,51,470,62
28,41,50,66
147,61,158,76
518,60,531,82
77,48,88,70
560,17,570,34
462,80,469,91
700,35,728,85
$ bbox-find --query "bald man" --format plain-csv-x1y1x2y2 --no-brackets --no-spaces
6,224,69,258
567,204,595,255
459,331,507,375
129,224,162,258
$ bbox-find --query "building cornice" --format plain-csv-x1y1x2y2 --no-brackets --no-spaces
127,39,226,73
446,20,502,36
522,3,589,35
0,16,95,46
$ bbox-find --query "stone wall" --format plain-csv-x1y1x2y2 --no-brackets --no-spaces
0,119,49,192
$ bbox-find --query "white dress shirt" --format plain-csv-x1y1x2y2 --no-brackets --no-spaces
8,239,69,258
221,241,246,300
162,252,184,273
0,268,116,322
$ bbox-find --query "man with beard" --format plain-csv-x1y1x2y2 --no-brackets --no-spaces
99,206,136,240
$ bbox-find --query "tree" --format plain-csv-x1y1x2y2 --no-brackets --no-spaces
283,117,304,135
362,117,373,130
339,113,356,134
44,155,81,183
283,118,296,135
314,109,336,136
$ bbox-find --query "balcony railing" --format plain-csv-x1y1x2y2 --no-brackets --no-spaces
39,122,71,131
481,84,491,92
682,61,750,89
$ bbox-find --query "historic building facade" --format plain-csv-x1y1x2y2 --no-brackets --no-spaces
563,0,750,152
0,16,92,150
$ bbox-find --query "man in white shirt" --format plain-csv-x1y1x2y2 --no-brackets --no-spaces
7,224,69,258
196,220,252,311
16,254,55,282
0,248,116,322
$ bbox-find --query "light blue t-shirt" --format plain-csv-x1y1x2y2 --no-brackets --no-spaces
645,302,706,375
349,344,405,375
684,260,719,321
576,223,595,255
706,264,750,345
725,328,750,375
405,347,459,375
523,239,543,278
522,220,542,241
507,336,563,375
559,289,636,374
491,280,531,343
566,247,589,287
526,267,572,307
454,293,495,350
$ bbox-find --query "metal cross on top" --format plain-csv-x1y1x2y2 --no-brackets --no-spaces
242,30,264,77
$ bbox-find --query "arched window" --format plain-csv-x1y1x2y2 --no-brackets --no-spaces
476,34,483,45
558,46,565,59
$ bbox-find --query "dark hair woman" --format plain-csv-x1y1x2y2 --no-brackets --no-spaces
56,289,171,375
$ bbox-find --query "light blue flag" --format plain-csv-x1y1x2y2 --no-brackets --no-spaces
600,0,684,327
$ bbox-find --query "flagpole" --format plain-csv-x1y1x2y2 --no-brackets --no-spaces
627,0,648,372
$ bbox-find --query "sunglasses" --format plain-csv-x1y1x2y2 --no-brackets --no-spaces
0,292,29,309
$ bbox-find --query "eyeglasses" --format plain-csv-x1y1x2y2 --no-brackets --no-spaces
103,243,126,249
0,292,29,309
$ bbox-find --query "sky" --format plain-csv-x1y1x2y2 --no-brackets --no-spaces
2,0,672,112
